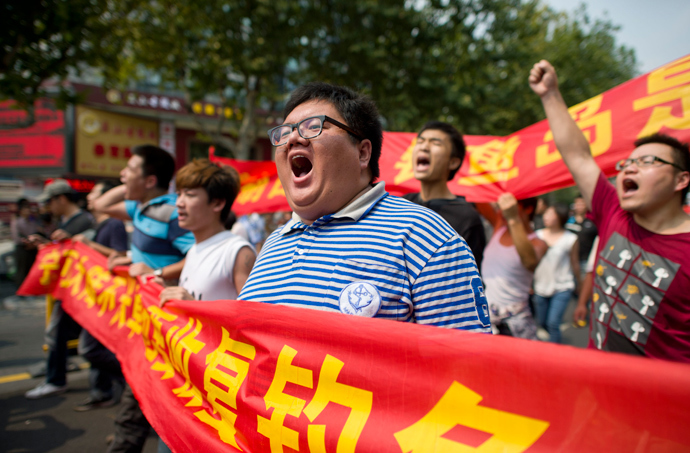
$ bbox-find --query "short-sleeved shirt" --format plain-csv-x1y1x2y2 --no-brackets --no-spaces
94,217,128,252
125,194,194,269
589,172,690,363
566,216,598,262
59,210,94,237
533,229,578,297
239,182,491,332
402,193,487,269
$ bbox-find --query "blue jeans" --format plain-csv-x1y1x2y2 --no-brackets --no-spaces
533,291,573,343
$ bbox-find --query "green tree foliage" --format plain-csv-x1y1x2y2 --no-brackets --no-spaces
2,0,637,147
103,0,316,158
432,0,638,136
0,0,128,127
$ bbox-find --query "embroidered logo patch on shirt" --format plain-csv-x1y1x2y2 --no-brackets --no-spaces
339,281,382,317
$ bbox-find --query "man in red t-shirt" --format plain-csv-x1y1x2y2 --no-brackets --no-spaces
529,60,690,363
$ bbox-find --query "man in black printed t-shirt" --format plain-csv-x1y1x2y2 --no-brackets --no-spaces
403,121,486,269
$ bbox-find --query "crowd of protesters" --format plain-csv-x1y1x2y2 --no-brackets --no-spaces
7,59,690,451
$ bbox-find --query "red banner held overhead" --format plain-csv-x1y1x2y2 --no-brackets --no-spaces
216,55,690,216
18,241,690,452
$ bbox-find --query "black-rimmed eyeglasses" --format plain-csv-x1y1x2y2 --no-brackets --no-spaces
615,155,686,172
268,115,363,146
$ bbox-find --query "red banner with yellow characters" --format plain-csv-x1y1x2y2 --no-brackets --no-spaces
18,240,690,452
218,54,690,216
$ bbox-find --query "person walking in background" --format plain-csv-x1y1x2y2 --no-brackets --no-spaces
481,194,547,339
566,194,598,282
11,198,40,287
533,203,579,343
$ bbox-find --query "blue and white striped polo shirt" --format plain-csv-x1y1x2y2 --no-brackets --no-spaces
125,193,194,269
239,182,491,332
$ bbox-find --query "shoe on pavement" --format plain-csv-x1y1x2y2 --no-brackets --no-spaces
73,395,116,412
25,382,68,399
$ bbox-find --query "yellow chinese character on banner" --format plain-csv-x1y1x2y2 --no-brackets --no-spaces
633,55,690,137
146,306,179,379
165,318,206,406
303,355,372,453
59,252,89,297
194,328,256,449
237,173,270,205
394,381,549,453
393,138,417,185
267,178,285,200
536,95,612,168
98,276,127,317
457,137,521,186
112,279,137,329
258,345,313,452
83,265,113,309
258,346,372,453
38,249,61,286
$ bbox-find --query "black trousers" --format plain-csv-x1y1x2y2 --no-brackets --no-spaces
107,386,152,453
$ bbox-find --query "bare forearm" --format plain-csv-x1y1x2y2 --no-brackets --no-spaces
507,218,539,271
530,60,601,208
93,185,129,220
541,91,593,165
86,239,119,258
577,272,593,308
159,259,185,280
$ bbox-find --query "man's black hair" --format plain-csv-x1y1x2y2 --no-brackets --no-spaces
96,180,119,194
418,121,467,181
634,133,690,204
132,145,175,190
518,197,539,221
283,82,383,181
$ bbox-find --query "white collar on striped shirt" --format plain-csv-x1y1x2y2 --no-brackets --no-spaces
280,182,388,235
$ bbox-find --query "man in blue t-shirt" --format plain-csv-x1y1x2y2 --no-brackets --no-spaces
94,145,194,452
95,145,194,280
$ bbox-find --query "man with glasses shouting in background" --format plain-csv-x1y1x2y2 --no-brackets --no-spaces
239,82,491,333
530,60,690,363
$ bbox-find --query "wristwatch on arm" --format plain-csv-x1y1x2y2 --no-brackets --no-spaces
153,268,164,278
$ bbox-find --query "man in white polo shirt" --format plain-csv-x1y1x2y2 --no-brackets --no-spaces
239,82,490,332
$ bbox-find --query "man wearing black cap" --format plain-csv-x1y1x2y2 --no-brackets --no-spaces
25,179,95,399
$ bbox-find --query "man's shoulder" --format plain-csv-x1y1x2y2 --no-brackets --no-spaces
138,194,179,223
371,195,457,238
401,192,420,202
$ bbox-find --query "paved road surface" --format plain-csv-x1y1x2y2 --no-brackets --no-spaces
0,281,158,453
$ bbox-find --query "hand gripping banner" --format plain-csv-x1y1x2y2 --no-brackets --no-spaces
218,54,690,215
19,241,690,452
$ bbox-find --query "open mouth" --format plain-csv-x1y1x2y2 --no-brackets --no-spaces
291,155,313,178
622,178,639,194
416,155,430,172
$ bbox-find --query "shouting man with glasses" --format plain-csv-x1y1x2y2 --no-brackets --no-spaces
530,60,690,363
239,82,491,333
